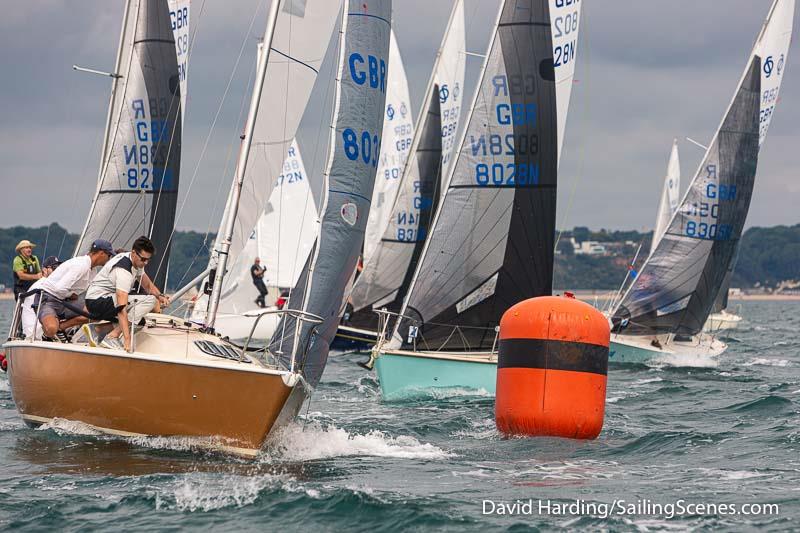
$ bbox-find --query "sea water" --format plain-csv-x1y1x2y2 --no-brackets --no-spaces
0,300,799,530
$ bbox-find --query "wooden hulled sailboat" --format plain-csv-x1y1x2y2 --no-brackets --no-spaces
369,0,582,399
4,0,392,457
609,0,793,365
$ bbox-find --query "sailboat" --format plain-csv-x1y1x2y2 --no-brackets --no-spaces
609,0,793,364
369,0,582,399
3,0,391,458
337,0,467,348
609,0,793,365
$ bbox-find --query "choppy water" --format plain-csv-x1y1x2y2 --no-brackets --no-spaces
1,300,799,531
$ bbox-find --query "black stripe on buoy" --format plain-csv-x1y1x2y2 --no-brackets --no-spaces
498,338,608,375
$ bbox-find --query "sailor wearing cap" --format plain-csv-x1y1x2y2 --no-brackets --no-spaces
21,239,115,340
12,239,42,300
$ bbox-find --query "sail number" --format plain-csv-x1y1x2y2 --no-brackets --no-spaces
553,12,579,38
554,41,577,67
682,164,737,240
475,163,540,187
349,53,387,93
343,128,381,167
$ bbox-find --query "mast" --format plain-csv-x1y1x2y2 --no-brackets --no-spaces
205,0,281,329
74,0,135,255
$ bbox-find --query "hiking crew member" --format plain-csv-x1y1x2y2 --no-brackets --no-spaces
12,240,42,300
251,257,268,308
21,240,114,340
84,236,169,352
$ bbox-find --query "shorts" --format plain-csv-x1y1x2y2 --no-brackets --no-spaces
86,296,123,322
38,295,84,321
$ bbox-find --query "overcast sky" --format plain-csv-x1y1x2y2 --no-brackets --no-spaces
0,0,797,236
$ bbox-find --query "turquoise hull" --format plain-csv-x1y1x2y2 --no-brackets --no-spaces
374,351,496,400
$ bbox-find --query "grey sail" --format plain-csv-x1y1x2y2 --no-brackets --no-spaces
270,0,391,388
611,58,761,336
75,0,182,289
390,0,559,351
347,83,443,330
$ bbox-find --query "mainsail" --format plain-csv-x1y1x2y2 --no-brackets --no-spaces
75,0,184,289
651,140,681,254
362,29,414,264
390,0,566,351
611,58,762,336
348,0,467,328
270,0,391,387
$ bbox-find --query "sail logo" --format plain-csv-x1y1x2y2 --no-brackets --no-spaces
777,54,785,76
439,84,450,103
763,55,774,78
341,203,358,226
387,104,395,120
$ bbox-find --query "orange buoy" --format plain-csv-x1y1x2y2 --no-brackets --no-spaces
495,295,610,439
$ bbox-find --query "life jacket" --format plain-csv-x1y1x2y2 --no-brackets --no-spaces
13,254,40,296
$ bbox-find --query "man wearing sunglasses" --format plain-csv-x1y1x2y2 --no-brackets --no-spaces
21,239,115,340
84,236,169,351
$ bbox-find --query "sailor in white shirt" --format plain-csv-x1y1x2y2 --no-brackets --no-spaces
84,236,169,351
21,239,114,339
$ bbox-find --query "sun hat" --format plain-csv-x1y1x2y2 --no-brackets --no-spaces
15,240,36,252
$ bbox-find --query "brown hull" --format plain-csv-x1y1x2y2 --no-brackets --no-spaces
5,342,296,456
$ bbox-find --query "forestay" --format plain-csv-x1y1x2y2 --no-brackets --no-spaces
350,0,469,326
270,0,391,388
362,30,414,264
75,0,183,289
651,140,681,254
391,0,562,351
611,58,761,336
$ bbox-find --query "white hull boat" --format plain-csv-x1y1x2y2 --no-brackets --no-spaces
609,333,726,366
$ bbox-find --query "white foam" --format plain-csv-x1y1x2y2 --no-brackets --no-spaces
699,468,768,481
390,387,493,401
38,418,102,436
156,473,296,512
653,352,719,368
633,377,664,386
0,378,9,392
743,358,790,367
266,421,453,461
453,418,500,440
606,396,623,403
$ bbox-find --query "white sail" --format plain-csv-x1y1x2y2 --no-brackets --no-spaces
363,29,414,264
210,0,341,277
550,0,581,163
192,139,317,319
168,0,190,123
437,0,466,180
755,0,794,147
651,140,681,254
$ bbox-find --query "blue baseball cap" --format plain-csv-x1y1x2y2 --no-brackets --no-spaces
90,239,115,255
42,256,61,269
